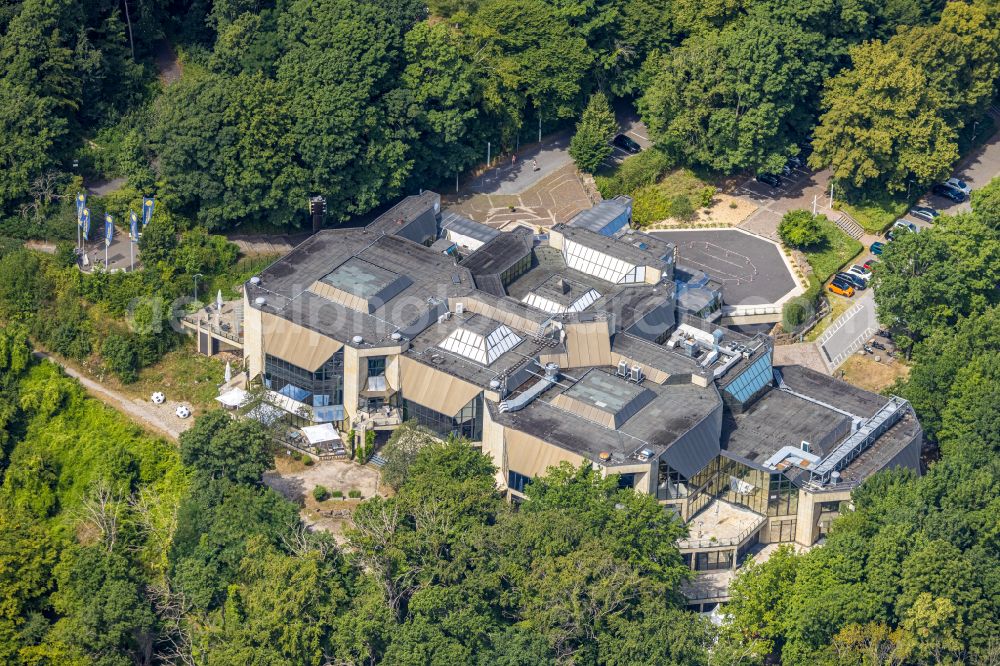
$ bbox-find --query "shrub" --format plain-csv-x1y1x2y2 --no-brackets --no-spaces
595,148,675,198
697,186,715,208
312,485,329,501
303,457,314,467
291,451,302,461
101,333,140,383
782,297,811,331
348,489,362,499
668,195,696,221
54,241,77,268
778,210,824,248
331,490,343,498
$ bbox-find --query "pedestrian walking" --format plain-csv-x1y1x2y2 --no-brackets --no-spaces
532,158,539,172
512,154,517,167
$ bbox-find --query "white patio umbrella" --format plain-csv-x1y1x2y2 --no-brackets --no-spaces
224,361,232,383
216,289,223,311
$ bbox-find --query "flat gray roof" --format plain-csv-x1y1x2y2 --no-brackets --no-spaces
320,257,410,301
562,369,654,418
557,224,674,269
442,212,500,244
567,196,630,233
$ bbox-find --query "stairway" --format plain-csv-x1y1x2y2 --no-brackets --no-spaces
368,454,387,468
834,212,865,240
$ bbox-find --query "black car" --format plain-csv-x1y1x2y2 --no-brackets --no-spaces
612,134,641,154
756,173,782,188
835,272,866,291
931,183,966,203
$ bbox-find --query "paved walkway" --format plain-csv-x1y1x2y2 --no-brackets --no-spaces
33,351,190,441
772,341,829,375
467,132,574,196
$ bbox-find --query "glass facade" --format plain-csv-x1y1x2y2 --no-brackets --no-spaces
563,239,646,284
722,353,773,406
500,253,532,286
767,472,799,517
695,550,733,571
402,394,483,440
657,461,690,500
264,351,344,409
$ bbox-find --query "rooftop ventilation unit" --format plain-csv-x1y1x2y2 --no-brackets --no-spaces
682,338,698,357
391,332,403,341
617,360,629,377
712,328,724,345
636,448,654,462
801,441,812,454
352,335,364,345
254,297,266,306
489,379,501,390
249,276,261,286
630,365,644,383
455,302,465,315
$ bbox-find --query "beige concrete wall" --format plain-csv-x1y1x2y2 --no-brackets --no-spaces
604,462,655,495
243,294,264,379
795,487,852,546
482,404,507,489
343,346,361,423
505,429,586,480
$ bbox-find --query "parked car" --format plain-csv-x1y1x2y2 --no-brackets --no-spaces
756,173,782,188
909,206,939,223
892,219,918,234
870,241,886,255
828,278,855,297
847,264,872,281
863,258,878,271
932,182,966,203
787,155,804,169
612,134,641,154
836,272,867,291
945,177,972,196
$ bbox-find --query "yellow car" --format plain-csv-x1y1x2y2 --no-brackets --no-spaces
828,279,855,297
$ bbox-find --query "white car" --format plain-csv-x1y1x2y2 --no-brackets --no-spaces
846,265,871,284
945,177,972,196
175,405,192,419
892,219,917,234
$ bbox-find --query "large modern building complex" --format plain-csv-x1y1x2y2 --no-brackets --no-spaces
238,191,922,603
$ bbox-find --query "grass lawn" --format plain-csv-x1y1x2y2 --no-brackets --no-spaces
838,355,910,394
800,215,864,283
837,193,913,234
804,294,854,342
631,169,713,227
119,343,229,412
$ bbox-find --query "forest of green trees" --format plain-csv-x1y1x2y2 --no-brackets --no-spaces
1,0,997,232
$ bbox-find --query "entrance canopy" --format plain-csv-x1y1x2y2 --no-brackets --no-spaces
215,387,250,408
300,423,341,446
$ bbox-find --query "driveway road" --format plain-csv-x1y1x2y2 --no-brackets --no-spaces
817,291,879,372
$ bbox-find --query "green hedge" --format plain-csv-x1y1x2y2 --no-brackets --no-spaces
595,148,675,198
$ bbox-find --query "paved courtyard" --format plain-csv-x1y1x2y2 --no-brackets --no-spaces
445,162,594,230
651,229,800,307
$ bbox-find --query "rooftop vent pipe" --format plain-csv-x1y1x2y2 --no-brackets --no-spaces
499,364,560,413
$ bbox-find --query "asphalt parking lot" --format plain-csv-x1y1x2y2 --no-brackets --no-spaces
736,165,816,204
651,229,797,305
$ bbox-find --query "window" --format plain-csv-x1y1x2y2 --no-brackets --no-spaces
367,356,386,378
617,473,637,490
695,550,734,571
402,394,483,440
769,518,796,543
657,461,690,500
767,473,799,517
722,353,773,405
508,470,532,493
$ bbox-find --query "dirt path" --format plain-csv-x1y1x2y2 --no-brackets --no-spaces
33,352,190,441
154,40,182,85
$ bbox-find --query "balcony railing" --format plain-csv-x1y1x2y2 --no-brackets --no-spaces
353,407,403,429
